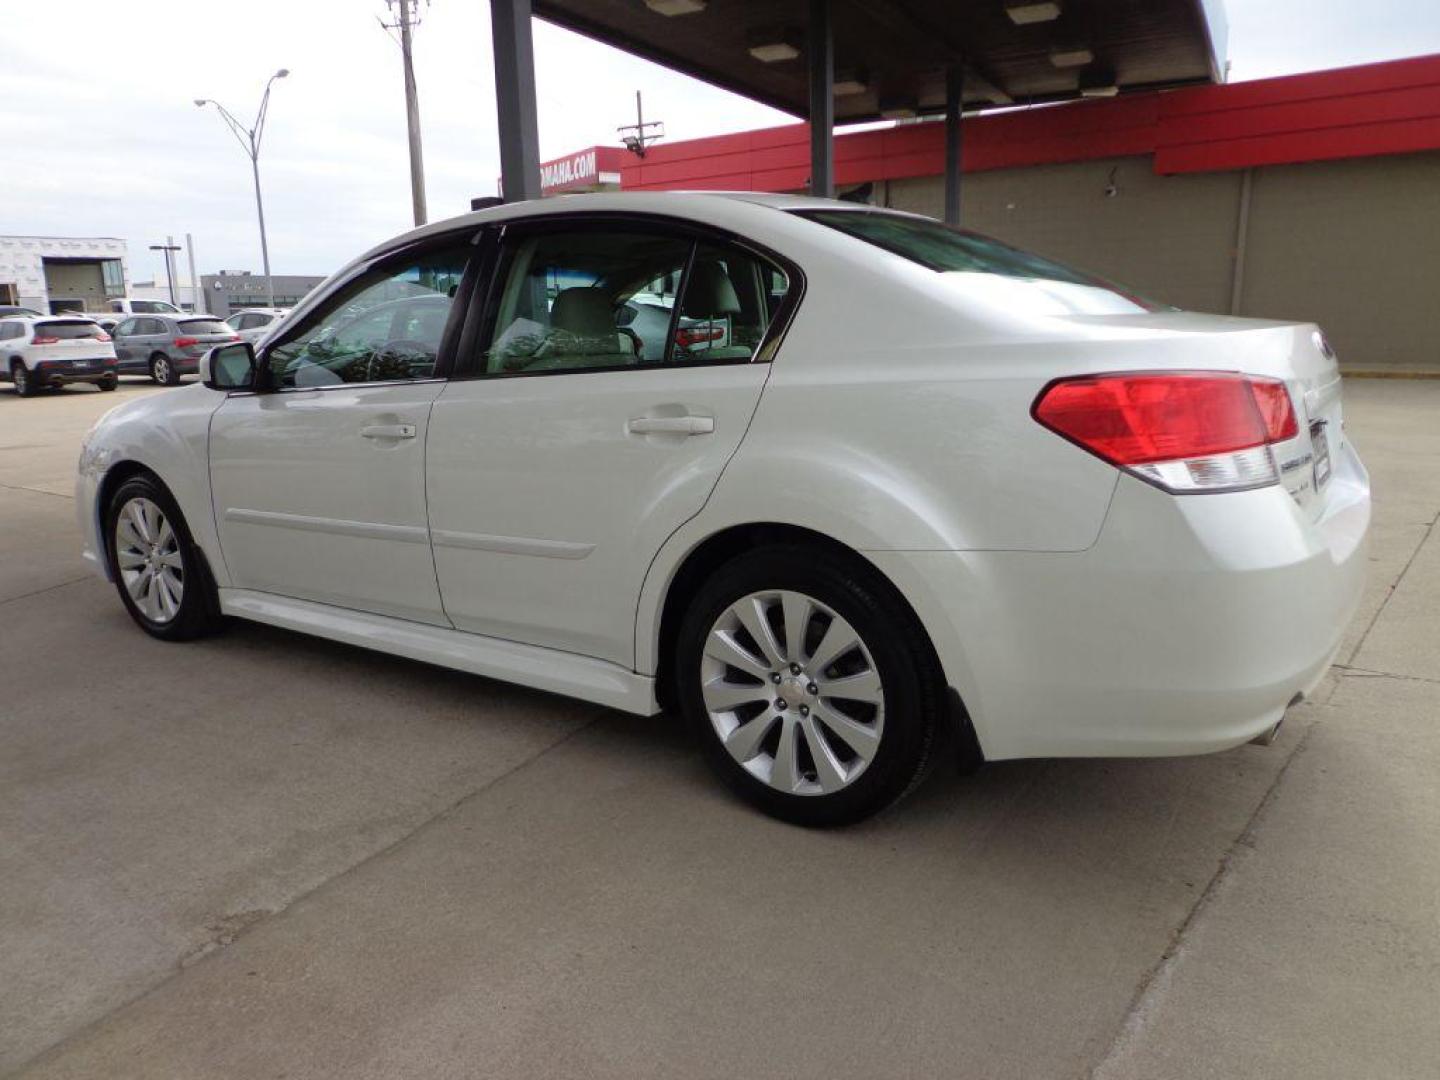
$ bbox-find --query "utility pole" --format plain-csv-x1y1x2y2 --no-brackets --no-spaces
617,90,664,156
149,241,182,306
380,0,428,226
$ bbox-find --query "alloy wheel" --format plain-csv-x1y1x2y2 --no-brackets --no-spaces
115,496,185,623
13,365,28,394
700,589,885,796
152,356,170,384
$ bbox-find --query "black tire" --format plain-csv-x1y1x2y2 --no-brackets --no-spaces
98,373,118,391
13,361,39,397
150,353,180,386
104,473,223,641
675,544,945,827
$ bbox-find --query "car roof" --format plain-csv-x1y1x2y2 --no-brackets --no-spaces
356,190,872,265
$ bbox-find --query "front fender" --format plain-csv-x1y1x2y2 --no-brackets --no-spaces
78,386,230,586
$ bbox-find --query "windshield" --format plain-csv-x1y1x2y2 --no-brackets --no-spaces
798,209,1166,316
36,320,105,339
131,300,180,314
178,318,232,335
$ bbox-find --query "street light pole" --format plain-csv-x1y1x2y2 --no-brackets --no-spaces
148,242,182,306
195,68,289,309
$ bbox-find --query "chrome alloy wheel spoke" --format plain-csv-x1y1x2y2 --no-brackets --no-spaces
700,589,885,797
116,497,183,625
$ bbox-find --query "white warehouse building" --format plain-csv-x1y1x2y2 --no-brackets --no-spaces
0,235,131,314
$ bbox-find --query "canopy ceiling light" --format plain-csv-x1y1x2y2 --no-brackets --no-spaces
1079,65,1119,97
644,0,706,15
833,69,869,96
747,29,801,63
1005,2,1062,25
1049,46,1095,68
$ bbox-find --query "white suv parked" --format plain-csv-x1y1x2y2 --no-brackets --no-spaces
3,316,119,396
75,193,1370,825
225,307,290,345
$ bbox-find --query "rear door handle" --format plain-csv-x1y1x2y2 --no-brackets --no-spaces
626,415,715,436
360,423,417,440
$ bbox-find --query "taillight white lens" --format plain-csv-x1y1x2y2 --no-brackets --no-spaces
1032,372,1299,494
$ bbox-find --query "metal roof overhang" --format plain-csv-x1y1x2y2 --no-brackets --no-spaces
531,0,1229,122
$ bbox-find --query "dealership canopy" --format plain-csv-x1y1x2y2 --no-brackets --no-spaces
533,0,1228,120
488,0,1229,219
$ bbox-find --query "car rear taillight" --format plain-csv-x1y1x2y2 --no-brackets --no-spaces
31,335,59,345
1032,372,1299,493
675,326,725,347
173,336,199,348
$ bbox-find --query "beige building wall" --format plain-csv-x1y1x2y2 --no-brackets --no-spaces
1241,153,1440,371
887,158,1243,315
885,150,1440,371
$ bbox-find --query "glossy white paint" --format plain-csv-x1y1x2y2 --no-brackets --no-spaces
426,364,770,665
78,191,1371,763
208,382,449,625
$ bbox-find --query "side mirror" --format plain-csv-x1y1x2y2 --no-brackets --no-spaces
202,341,258,391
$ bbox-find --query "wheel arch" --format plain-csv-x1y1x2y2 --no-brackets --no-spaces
97,461,222,611
644,520,982,762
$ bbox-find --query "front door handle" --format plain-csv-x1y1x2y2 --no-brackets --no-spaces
626,415,715,436
360,423,417,440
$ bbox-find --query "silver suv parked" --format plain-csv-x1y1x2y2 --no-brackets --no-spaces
111,315,239,385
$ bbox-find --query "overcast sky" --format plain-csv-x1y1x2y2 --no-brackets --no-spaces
3,0,1438,285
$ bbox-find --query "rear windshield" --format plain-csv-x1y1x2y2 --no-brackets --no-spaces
797,209,1165,315
36,320,105,339
131,300,179,314
178,318,232,335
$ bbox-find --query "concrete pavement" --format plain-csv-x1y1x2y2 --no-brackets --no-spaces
2,377,1437,1078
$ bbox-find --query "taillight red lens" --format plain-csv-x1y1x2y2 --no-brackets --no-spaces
31,335,59,345
1035,374,1264,465
675,326,725,347
1247,378,1299,442
173,336,199,348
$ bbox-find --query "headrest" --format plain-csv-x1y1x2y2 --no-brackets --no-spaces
550,287,614,337
682,262,742,317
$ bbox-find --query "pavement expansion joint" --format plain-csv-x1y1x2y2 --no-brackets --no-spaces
1087,721,1319,1079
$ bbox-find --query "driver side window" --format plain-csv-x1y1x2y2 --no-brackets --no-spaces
264,246,468,389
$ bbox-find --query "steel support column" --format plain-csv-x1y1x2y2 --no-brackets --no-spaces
943,64,965,226
808,0,834,198
491,0,541,202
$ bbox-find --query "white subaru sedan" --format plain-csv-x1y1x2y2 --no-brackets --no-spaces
76,193,1370,825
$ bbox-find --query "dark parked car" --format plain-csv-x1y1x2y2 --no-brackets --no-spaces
111,315,239,385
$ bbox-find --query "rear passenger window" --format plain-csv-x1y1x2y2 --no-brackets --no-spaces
669,243,786,364
478,227,791,376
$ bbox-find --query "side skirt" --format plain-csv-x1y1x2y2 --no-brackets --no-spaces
218,589,661,716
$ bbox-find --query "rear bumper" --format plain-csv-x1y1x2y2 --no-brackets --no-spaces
870,439,1370,761
30,358,117,384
